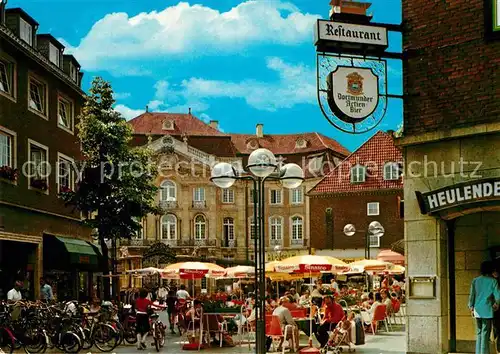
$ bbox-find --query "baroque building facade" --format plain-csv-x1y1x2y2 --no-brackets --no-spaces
123,112,350,266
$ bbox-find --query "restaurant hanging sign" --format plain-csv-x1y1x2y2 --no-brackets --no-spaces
416,178,500,214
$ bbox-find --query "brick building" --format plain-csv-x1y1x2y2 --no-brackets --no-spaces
398,0,500,352
308,131,403,262
123,112,349,290
0,6,94,300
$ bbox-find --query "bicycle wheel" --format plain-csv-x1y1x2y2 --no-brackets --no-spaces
80,327,93,350
153,324,160,353
92,323,119,352
123,322,137,344
60,331,81,354
22,328,47,354
107,320,124,346
0,327,14,354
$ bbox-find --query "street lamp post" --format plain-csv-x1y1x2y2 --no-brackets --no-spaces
211,149,304,354
343,221,385,259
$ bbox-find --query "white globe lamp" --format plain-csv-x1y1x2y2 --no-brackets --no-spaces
343,224,356,237
210,162,236,189
247,148,277,178
280,163,304,189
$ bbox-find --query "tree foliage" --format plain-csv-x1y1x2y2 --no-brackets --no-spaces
61,77,160,297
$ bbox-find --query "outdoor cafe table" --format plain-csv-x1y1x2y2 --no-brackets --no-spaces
293,317,315,337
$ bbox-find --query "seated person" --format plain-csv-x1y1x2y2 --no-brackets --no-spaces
315,295,344,348
362,292,383,325
272,297,299,352
361,292,374,309
186,300,203,330
299,290,311,307
380,289,393,315
281,296,298,311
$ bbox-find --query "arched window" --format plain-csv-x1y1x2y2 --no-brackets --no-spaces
350,165,366,183
194,215,206,240
270,216,283,245
223,217,235,247
384,162,400,180
161,214,177,240
160,180,176,201
291,216,303,242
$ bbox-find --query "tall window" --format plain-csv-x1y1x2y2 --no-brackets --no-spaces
161,214,177,240
28,77,47,116
0,59,14,97
29,142,48,179
367,202,380,216
19,18,32,46
160,180,176,201
270,216,283,240
369,235,380,248
223,217,235,245
57,155,73,192
194,215,206,240
132,217,144,239
0,131,12,168
70,64,78,82
270,189,282,205
58,96,73,131
290,187,303,205
350,165,366,183
249,217,256,240
193,187,205,202
49,43,60,66
291,216,303,240
222,188,234,203
384,162,400,180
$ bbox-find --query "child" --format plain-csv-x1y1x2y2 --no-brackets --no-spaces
166,290,177,334
134,288,166,350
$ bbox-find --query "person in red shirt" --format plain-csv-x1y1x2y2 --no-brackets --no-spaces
315,295,345,347
134,288,166,350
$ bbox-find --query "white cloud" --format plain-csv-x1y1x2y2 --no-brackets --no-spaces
65,1,319,71
114,56,315,120
113,92,131,100
115,104,145,120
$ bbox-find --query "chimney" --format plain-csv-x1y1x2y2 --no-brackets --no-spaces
256,124,263,138
209,120,218,130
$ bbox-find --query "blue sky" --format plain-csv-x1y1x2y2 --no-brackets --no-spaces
14,0,402,151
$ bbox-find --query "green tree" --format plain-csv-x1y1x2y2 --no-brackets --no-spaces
61,77,160,299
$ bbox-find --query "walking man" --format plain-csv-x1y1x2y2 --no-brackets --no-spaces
469,261,500,353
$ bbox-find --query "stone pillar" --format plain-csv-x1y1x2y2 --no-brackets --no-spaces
34,242,43,300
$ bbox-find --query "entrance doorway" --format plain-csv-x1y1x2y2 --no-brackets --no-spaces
0,240,37,300
449,211,500,353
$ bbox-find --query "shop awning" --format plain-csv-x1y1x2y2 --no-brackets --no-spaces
44,234,101,271
55,236,98,266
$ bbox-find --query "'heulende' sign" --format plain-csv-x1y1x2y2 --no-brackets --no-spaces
314,20,388,48
416,178,500,214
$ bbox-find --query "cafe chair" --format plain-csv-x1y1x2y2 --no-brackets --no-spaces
369,305,389,335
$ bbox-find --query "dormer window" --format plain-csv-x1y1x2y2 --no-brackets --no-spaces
20,18,33,46
49,43,60,66
308,155,323,173
295,138,307,149
247,140,258,150
384,162,401,180
162,120,174,130
351,164,366,183
70,65,77,82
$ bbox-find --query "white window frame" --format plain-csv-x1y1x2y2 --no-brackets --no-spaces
384,162,400,181
27,139,49,194
369,235,381,248
57,94,74,133
49,43,60,66
0,54,16,101
193,187,205,202
28,75,48,119
270,189,283,205
19,18,33,46
194,214,207,240
269,216,283,240
132,217,144,240
161,214,177,240
290,187,303,205
0,126,16,170
290,215,303,240
351,165,366,183
223,217,235,242
222,188,235,204
56,152,74,193
367,202,380,216
160,180,176,201
70,64,78,82
249,217,256,240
